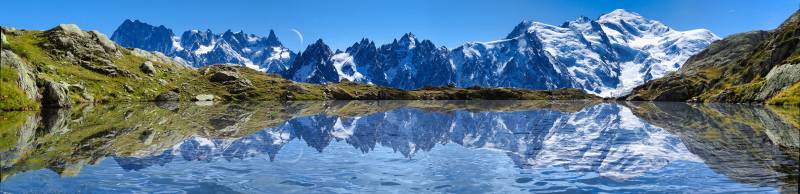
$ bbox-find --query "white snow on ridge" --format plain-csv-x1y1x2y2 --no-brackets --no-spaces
331,53,367,82
449,9,718,97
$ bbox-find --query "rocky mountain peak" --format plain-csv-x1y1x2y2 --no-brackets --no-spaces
111,19,175,54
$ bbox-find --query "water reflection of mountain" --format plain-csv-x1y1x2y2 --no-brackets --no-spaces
1,101,797,191
113,102,698,181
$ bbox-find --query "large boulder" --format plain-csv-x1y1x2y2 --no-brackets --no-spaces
757,63,800,100
43,24,123,68
42,80,72,108
192,94,215,101
89,30,117,53
1,50,40,100
209,71,241,83
140,61,156,75
155,91,179,101
206,67,254,94
53,24,86,37
130,48,190,69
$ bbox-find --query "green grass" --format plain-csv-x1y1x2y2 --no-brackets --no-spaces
0,68,38,110
767,81,800,106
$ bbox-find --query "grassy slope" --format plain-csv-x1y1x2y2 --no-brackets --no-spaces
0,68,38,110
768,81,800,106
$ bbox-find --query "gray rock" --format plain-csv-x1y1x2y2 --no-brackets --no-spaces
81,92,95,102
88,30,117,52
54,24,86,37
1,50,40,100
158,79,168,85
209,71,241,83
42,80,72,108
757,63,800,100
140,61,156,75
192,94,215,101
287,84,309,93
155,91,179,101
44,24,122,67
130,48,190,69
1,31,7,46
68,84,85,92
123,84,134,93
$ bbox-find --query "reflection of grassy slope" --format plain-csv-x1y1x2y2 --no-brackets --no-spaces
626,102,798,191
768,105,800,129
0,103,298,180
0,111,35,152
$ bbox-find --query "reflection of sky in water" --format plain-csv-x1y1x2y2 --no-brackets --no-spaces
1,102,797,193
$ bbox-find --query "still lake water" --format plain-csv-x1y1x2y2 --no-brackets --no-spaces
0,101,797,193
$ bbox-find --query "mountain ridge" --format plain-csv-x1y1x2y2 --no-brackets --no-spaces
110,9,718,97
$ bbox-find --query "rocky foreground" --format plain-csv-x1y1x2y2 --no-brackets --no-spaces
624,10,800,105
0,24,599,111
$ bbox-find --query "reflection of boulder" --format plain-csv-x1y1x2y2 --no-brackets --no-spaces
626,102,799,193
205,103,258,138
39,108,72,134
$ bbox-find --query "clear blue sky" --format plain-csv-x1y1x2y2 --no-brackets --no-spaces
1,0,797,51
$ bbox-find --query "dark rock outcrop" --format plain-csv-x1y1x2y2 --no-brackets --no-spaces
140,61,156,75
155,91,179,101
42,80,71,108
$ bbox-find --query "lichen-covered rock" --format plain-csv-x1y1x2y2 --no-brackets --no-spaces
130,48,189,69
757,63,800,100
43,24,122,67
209,71,241,83
1,50,40,100
54,24,86,36
42,80,72,108
206,67,254,93
155,91,179,101
192,94,215,101
89,30,117,52
1,31,7,46
140,61,156,75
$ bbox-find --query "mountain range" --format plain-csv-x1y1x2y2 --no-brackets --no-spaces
111,9,718,97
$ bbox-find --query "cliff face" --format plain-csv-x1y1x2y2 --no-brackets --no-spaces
625,10,800,105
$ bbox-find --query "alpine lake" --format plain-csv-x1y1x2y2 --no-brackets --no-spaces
1,101,797,193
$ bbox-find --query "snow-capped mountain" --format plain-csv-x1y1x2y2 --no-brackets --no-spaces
451,9,718,96
111,9,717,96
283,33,454,88
284,9,716,95
111,19,295,73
